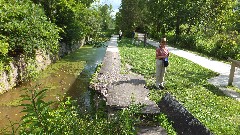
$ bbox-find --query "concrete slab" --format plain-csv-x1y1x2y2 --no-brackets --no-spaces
137,126,167,135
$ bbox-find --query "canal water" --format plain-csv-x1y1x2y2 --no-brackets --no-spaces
0,45,107,132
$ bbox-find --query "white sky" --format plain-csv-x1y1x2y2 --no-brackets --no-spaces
99,0,121,16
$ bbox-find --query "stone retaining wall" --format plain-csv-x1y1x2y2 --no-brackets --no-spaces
0,39,85,94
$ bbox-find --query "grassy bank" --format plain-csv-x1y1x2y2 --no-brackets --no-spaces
118,38,240,135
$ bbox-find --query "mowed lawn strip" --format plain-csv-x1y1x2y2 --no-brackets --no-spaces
118,38,240,135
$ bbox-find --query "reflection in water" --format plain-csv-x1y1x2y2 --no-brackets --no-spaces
66,47,106,112
0,46,106,132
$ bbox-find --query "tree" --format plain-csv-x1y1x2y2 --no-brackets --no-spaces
117,0,140,37
99,4,114,31
30,0,101,46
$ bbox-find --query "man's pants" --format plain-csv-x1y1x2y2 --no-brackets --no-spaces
156,59,166,87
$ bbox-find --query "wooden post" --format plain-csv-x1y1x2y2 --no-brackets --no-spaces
228,63,235,86
144,33,147,47
228,58,240,86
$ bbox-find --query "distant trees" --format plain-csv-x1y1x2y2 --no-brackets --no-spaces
30,0,102,45
116,0,147,37
116,0,240,60
99,4,115,31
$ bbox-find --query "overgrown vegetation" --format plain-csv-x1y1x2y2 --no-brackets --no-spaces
0,0,60,57
0,0,61,79
118,38,240,135
1,88,142,134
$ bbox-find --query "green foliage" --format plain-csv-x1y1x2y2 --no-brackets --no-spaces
0,35,9,56
19,88,54,134
209,33,240,60
156,113,177,135
118,38,240,135
117,0,239,61
118,39,156,78
77,0,95,7
89,63,102,87
32,0,103,46
0,61,4,72
117,0,148,37
0,0,60,57
98,4,115,31
25,58,40,81
172,32,240,61
0,0,61,83
13,87,141,134
90,39,109,48
112,104,142,135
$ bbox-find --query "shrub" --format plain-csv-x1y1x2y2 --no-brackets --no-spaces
169,32,240,61
0,0,60,58
32,0,102,47
9,88,141,134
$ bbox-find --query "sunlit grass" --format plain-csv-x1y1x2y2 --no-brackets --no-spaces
118,38,240,135
0,98,22,106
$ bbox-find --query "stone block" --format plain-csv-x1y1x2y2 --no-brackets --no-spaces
158,93,213,135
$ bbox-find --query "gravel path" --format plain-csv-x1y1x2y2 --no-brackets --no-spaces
137,33,240,101
92,35,166,135
95,35,160,113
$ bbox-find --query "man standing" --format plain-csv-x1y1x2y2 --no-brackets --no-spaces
132,30,135,44
119,30,122,41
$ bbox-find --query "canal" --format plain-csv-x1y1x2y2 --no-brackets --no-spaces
0,45,107,132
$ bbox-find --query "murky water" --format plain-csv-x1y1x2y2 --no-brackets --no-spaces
0,45,106,132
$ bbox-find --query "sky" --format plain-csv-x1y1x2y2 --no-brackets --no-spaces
99,0,121,16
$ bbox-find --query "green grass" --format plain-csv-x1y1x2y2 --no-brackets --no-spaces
118,38,240,135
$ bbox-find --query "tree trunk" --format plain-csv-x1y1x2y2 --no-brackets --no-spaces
175,14,180,42
175,15,180,36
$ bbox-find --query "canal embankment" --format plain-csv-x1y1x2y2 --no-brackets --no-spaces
0,44,107,133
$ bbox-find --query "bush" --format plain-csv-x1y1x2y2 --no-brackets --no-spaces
0,0,60,58
195,33,240,60
173,35,196,50
169,32,240,61
11,88,140,134
32,0,102,47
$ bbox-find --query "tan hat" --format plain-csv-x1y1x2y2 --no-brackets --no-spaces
162,38,166,42
160,38,166,43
